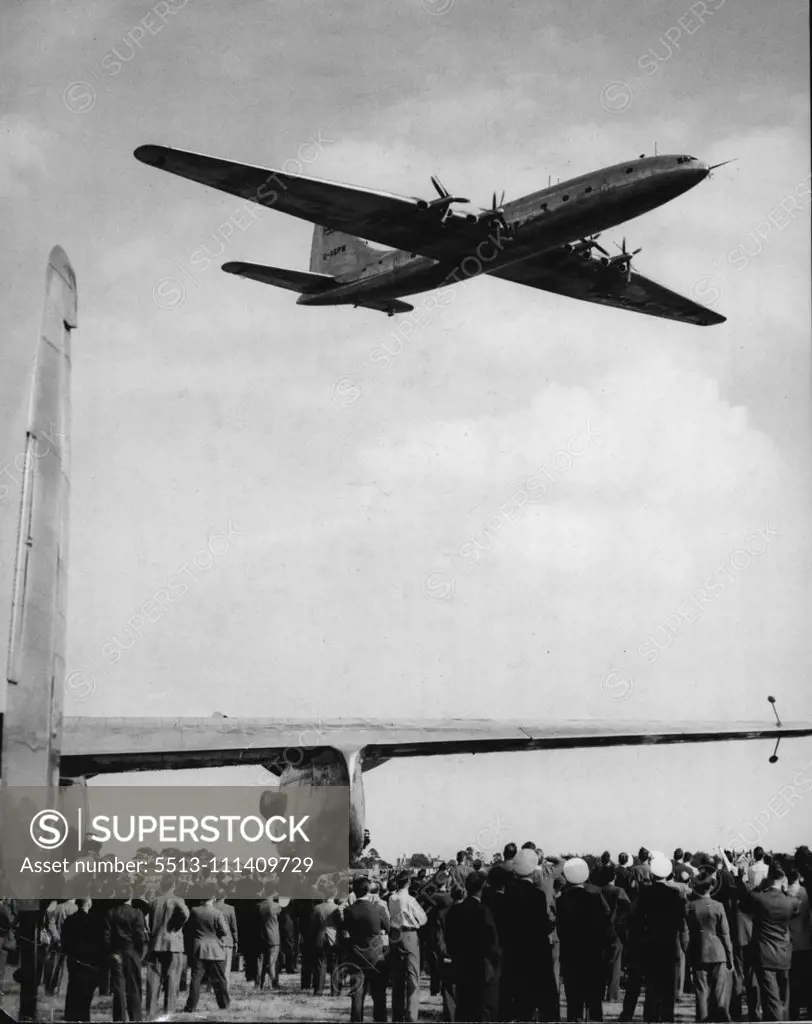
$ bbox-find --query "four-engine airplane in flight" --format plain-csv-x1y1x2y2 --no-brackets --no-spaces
135,144,729,325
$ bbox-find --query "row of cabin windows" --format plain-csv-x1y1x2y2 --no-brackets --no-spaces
540,182,595,211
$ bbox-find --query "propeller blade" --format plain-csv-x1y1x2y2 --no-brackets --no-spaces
499,190,506,207
431,175,448,198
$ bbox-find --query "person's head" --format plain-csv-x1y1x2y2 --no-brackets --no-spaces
473,858,483,872
650,853,673,882
521,841,537,851
74,897,91,913
353,876,371,898
767,863,786,890
674,847,684,861
753,846,765,862
216,887,228,901
786,867,799,886
434,870,449,891
638,847,650,864
596,864,616,887
465,872,487,899
563,858,590,887
456,851,466,864
503,842,517,862
618,851,629,866
417,868,427,880
159,874,174,893
512,848,539,881
683,851,693,864
488,865,509,892
396,870,411,891
600,850,612,865
693,868,717,897
386,876,397,893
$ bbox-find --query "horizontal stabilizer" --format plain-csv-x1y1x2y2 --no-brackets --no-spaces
222,261,337,294
356,298,414,315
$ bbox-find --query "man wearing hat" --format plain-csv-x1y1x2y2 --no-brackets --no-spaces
626,852,688,1023
687,868,733,1023
503,848,558,1022
556,858,614,1022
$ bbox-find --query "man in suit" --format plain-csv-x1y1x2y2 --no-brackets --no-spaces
257,894,282,990
631,847,652,891
342,875,390,1023
144,876,189,1017
557,858,614,1022
213,892,238,993
425,871,457,1019
735,861,800,1021
182,891,230,1012
615,853,634,897
621,853,688,1023
787,867,812,1021
594,863,631,1002
61,898,105,1024
687,869,733,1023
310,890,342,996
279,901,298,975
445,871,501,1022
502,848,558,1022
105,898,148,1022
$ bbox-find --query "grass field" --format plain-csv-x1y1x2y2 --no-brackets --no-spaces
1,967,701,1021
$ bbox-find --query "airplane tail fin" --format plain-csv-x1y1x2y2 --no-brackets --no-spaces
309,225,380,277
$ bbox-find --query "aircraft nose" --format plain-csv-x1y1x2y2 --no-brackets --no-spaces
694,159,711,180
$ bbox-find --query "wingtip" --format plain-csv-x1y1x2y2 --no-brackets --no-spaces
134,144,169,168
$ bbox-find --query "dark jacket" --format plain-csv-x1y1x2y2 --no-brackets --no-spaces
104,903,147,955
446,896,501,974
631,881,688,961
735,879,800,970
187,902,228,961
62,907,106,969
557,886,614,968
342,897,390,969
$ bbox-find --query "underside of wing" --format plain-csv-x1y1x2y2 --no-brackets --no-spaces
61,716,811,776
134,145,481,259
490,251,726,326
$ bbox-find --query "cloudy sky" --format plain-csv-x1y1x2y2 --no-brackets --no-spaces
1,0,810,861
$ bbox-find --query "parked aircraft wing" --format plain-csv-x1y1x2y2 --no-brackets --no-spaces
489,252,726,326
61,716,812,776
134,145,481,260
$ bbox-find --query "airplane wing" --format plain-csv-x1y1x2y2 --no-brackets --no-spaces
488,251,726,326
61,716,811,776
134,145,482,260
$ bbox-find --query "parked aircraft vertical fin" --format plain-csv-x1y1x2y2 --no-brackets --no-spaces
3,246,76,788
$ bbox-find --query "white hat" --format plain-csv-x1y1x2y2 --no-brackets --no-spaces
650,854,673,879
563,858,589,885
513,848,539,878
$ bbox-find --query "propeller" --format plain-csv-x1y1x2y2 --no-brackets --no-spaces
416,175,470,222
600,237,642,281
478,189,514,238
565,233,609,259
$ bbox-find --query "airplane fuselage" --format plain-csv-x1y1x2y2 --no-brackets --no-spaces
297,154,708,307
